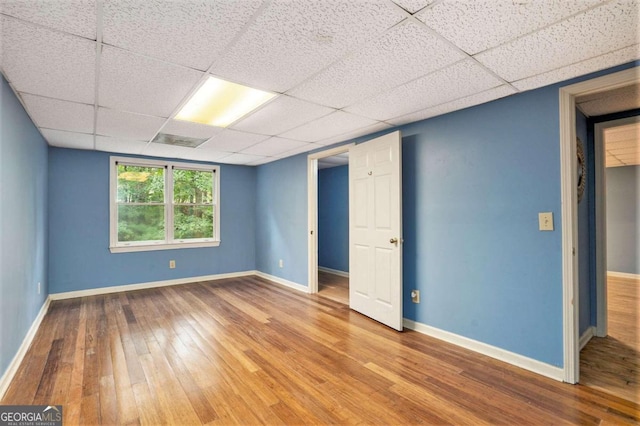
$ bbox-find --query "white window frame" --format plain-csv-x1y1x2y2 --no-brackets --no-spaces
109,156,220,253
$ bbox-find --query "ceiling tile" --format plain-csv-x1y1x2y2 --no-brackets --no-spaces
346,60,503,121
98,46,203,117
40,128,94,150
280,111,380,142
513,44,640,92
388,85,516,125
577,83,640,116
475,0,639,82
162,119,224,140
231,95,334,135
0,0,95,39
210,0,406,92
289,20,465,108
316,122,393,146
0,16,95,104
95,135,148,155
102,0,263,71
390,0,434,14
219,153,267,165
21,94,94,133
96,108,165,140
142,143,225,162
418,0,604,55
240,137,313,156
605,122,640,142
200,129,269,152
276,142,324,158
246,157,276,166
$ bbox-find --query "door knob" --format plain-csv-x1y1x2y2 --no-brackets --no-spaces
390,237,398,244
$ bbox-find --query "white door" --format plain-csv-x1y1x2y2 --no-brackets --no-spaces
349,131,403,331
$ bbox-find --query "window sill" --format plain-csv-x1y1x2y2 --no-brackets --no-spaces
110,240,220,253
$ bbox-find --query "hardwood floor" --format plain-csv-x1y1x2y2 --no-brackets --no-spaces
580,275,639,404
318,270,348,305
3,275,639,425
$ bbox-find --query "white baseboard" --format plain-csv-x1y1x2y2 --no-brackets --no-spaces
254,271,309,293
49,270,256,300
607,271,640,281
0,297,51,399
403,319,564,382
318,266,349,278
579,326,596,351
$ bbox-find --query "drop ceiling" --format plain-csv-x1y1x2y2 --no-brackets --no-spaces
1,0,638,166
604,120,640,167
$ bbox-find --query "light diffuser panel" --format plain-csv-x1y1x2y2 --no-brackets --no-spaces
176,76,276,128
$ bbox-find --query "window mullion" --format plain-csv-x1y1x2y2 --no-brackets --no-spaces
166,165,174,243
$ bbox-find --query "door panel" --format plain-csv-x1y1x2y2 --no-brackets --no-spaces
349,130,403,331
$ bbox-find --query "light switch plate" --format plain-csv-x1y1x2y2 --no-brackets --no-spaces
539,212,554,231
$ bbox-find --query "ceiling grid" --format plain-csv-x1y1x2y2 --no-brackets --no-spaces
0,0,637,166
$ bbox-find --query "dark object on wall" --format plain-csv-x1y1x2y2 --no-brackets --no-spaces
577,137,586,203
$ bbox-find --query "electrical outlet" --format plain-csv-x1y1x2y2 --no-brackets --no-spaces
411,290,420,303
279,259,284,268
37,282,41,295
169,260,176,269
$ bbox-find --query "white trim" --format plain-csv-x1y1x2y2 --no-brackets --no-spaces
307,144,354,294
254,271,309,293
559,85,579,384
110,240,220,253
579,326,596,351
607,271,640,280
0,297,51,399
558,66,640,384
49,271,255,300
318,266,349,278
403,319,564,382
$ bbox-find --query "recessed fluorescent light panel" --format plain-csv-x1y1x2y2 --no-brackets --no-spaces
176,76,276,128
151,132,208,148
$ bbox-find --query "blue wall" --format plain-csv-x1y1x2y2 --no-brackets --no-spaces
48,148,256,293
254,62,638,368
0,76,49,377
257,85,564,366
255,154,308,284
318,166,349,272
606,165,639,274
400,87,563,366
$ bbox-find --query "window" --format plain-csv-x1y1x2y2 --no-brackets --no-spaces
110,156,219,253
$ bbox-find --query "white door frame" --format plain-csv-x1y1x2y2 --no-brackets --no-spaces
593,115,640,337
307,144,354,293
559,66,640,384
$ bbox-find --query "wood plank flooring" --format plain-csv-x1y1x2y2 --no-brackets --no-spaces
581,275,639,404
318,271,349,305
3,275,639,425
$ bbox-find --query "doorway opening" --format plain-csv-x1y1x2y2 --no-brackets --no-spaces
317,152,350,305
559,66,640,384
307,144,353,303
579,115,639,404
